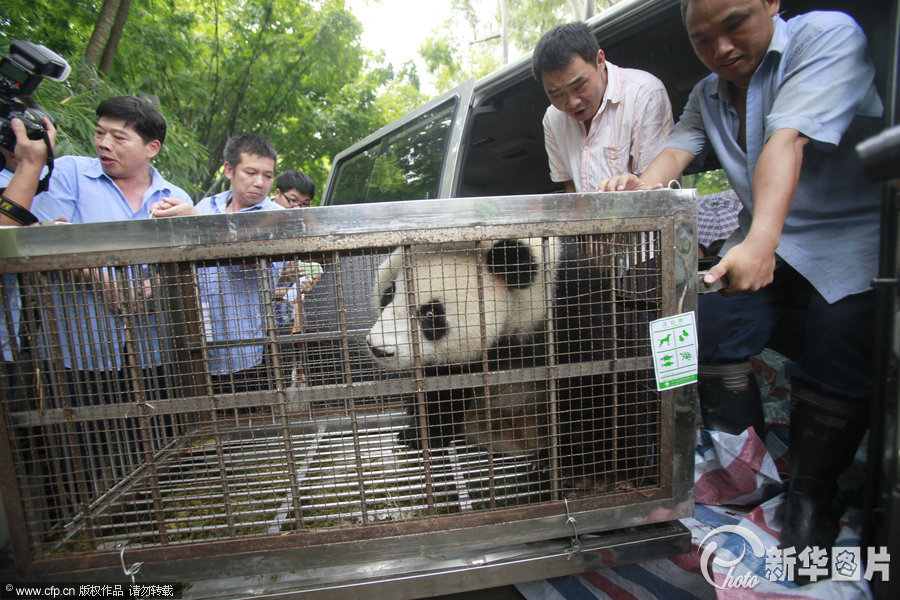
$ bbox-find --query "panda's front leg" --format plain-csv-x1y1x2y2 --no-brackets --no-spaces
398,387,474,450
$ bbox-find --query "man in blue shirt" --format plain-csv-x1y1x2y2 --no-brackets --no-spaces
1,153,17,189
33,97,192,223
151,134,284,395
271,170,315,209
4,97,190,490
0,116,56,395
600,0,883,559
26,96,192,381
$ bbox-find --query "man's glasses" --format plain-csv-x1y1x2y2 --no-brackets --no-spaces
280,192,311,207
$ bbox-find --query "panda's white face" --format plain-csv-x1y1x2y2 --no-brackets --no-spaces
366,239,557,369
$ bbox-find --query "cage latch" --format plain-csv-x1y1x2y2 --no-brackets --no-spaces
563,497,581,559
118,543,143,584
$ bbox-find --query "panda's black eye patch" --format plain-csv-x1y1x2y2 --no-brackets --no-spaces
487,239,538,289
417,300,448,341
380,282,396,309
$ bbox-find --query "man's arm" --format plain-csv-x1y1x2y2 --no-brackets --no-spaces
596,147,694,191
705,128,808,294
149,197,201,217
0,118,56,226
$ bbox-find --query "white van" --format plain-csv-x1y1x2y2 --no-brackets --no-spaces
321,0,897,206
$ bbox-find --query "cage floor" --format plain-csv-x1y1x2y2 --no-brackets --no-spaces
50,414,554,555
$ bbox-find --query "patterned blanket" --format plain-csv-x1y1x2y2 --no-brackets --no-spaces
517,350,876,599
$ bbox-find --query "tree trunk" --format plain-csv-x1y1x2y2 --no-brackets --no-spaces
84,0,121,65
99,0,131,75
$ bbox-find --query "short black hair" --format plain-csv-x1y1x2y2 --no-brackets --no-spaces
680,0,768,21
532,22,600,82
276,170,315,198
96,96,167,145
223,134,278,169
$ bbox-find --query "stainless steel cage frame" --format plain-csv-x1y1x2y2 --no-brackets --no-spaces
0,191,697,598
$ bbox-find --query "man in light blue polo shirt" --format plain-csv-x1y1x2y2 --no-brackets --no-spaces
4,97,191,487
599,0,883,560
151,134,284,394
26,97,191,386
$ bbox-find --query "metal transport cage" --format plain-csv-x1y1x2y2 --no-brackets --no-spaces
0,191,696,597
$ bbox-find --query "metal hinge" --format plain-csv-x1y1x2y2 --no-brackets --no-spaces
563,497,581,559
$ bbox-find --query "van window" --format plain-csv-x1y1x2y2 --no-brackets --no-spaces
327,100,456,205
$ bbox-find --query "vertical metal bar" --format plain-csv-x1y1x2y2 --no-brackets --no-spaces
332,252,356,399
349,411,369,524
611,233,624,486
187,260,217,401
262,255,306,528
474,248,497,509
0,280,39,572
192,260,236,535
175,262,213,410
402,246,436,515
541,238,561,501
331,252,371,520
24,272,72,547
608,233,622,487
112,265,168,545
0,274,20,359
149,263,187,443
40,269,98,548
658,221,677,492
257,256,283,395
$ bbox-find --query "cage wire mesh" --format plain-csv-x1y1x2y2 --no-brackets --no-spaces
0,222,671,570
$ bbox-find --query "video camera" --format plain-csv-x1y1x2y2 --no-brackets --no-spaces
0,40,70,160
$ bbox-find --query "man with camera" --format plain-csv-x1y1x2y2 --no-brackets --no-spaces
0,115,56,392
0,115,55,226
9,96,192,414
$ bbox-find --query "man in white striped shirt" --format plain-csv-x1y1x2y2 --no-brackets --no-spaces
532,22,674,193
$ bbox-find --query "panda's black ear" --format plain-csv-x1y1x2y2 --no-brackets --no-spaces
486,240,539,289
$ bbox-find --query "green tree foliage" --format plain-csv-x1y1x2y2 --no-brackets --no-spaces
418,0,626,96
0,0,96,58
498,0,573,55
415,1,502,93
370,61,427,124
1,0,634,203
0,0,406,203
111,0,402,197
683,169,732,195
503,0,621,54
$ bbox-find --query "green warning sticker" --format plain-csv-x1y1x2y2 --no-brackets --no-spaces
649,312,698,391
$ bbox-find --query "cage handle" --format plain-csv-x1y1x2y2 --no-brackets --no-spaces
118,543,144,584
564,497,581,559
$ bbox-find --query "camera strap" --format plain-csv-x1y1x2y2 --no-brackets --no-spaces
0,194,38,225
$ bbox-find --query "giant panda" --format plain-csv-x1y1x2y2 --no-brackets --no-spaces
365,237,620,486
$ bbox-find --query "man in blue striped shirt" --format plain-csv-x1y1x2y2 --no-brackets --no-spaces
600,0,883,561
151,134,285,395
